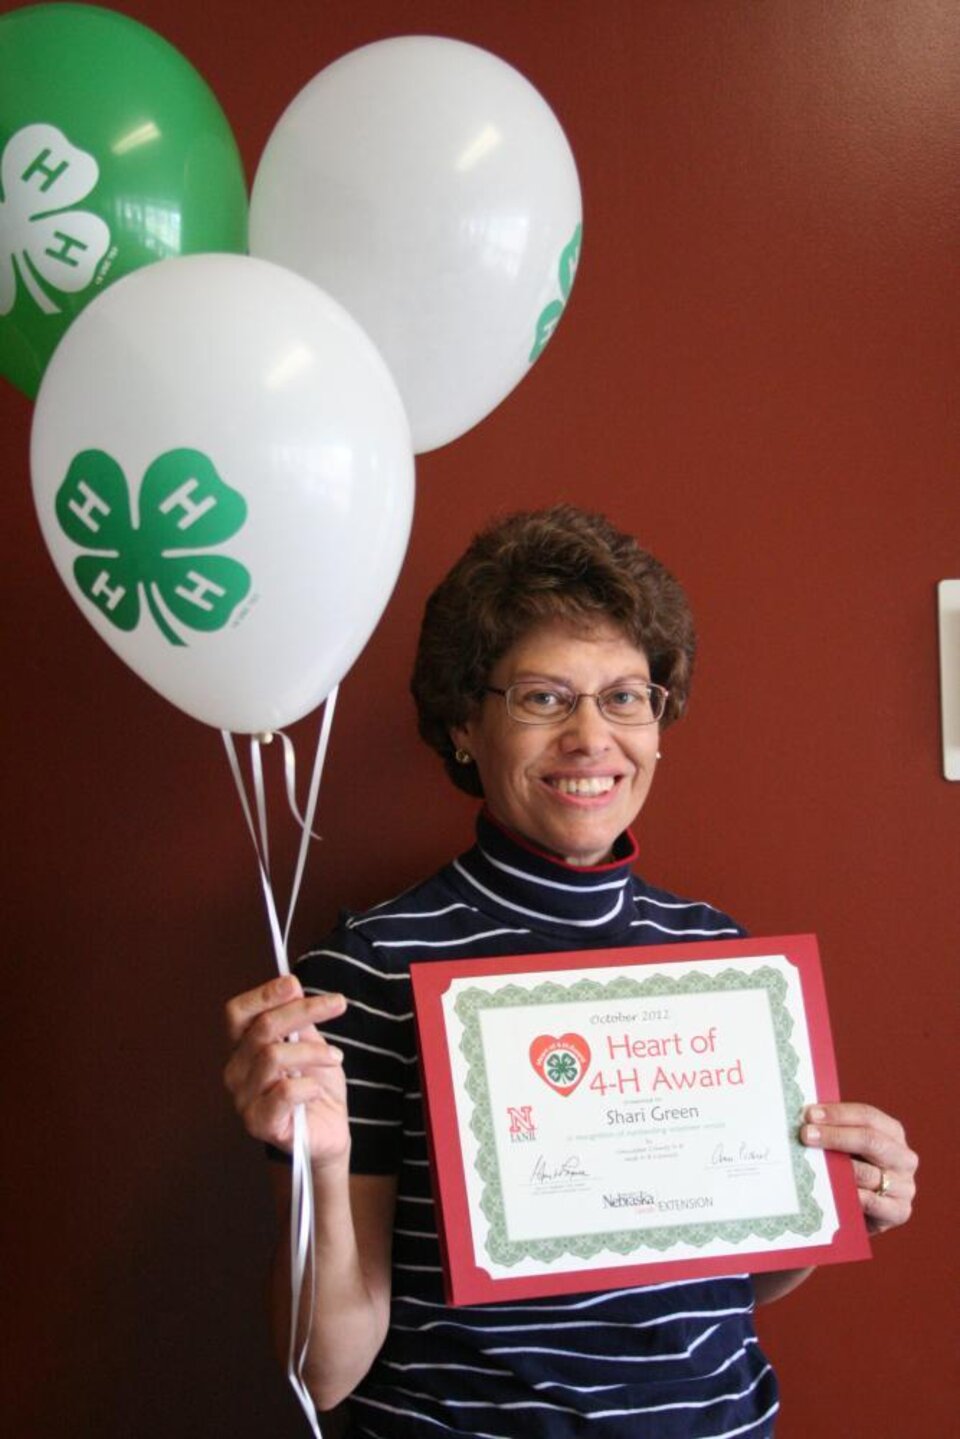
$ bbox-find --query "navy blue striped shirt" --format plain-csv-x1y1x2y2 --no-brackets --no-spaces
296,812,779,1438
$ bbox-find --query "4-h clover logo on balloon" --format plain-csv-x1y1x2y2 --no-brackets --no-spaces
529,222,582,363
54,448,252,646
0,123,111,316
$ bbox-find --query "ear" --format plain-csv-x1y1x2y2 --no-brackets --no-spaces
449,718,474,753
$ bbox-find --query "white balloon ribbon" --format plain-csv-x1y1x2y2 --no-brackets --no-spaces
222,686,340,1438
275,729,325,841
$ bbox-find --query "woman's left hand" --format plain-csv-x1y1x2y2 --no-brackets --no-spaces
801,1102,918,1235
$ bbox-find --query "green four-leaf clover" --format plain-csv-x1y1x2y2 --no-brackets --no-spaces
546,1051,580,1084
529,222,582,363
0,123,111,316
55,448,251,646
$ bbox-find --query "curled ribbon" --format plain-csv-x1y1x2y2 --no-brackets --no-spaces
222,686,339,1438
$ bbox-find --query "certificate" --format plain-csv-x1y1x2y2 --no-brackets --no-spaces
410,934,869,1305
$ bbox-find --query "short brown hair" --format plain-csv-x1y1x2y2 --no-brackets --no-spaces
411,505,696,796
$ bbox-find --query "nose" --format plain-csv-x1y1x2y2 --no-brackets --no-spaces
557,694,612,753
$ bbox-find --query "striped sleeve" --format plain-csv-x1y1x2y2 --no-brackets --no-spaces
295,922,415,1174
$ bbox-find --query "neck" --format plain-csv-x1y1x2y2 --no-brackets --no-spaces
481,808,638,872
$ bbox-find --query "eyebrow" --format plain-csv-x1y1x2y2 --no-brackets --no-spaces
505,671,653,686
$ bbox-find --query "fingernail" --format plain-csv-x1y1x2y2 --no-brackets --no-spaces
807,1106,826,1122
804,1125,821,1143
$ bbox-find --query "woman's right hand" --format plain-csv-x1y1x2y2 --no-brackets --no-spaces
224,974,350,1167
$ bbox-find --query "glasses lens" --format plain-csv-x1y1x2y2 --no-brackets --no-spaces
506,683,575,723
598,684,666,724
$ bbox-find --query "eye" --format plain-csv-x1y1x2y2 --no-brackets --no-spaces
526,687,565,709
601,685,652,716
513,684,570,716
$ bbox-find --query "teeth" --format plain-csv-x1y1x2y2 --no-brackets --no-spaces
551,776,616,796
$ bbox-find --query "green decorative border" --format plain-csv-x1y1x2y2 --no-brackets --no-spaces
454,965,823,1267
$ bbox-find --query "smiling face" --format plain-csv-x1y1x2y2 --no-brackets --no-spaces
450,617,661,866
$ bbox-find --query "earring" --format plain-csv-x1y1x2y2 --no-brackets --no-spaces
454,748,473,765
656,752,662,760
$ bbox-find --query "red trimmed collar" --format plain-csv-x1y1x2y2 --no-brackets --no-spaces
480,806,639,873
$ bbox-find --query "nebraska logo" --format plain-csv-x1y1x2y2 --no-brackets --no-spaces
529,1033,591,1096
506,1106,537,1142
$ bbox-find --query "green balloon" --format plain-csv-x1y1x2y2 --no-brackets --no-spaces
0,3,248,397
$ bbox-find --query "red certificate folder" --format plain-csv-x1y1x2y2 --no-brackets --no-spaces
411,934,869,1305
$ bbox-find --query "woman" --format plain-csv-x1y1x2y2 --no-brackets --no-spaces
225,506,917,1438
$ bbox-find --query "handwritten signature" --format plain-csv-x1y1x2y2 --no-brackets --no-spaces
710,1141,772,1167
530,1154,589,1185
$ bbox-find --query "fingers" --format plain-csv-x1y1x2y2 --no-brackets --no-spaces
801,1101,919,1236
224,974,346,1044
851,1157,916,1234
801,1103,917,1173
242,1072,347,1149
224,1034,343,1116
803,1101,905,1146
225,974,300,1043
223,975,350,1147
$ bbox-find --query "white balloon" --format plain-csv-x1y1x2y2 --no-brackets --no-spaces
31,253,414,733
250,36,582,454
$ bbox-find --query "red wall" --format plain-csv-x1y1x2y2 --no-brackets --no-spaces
3,2,957,1434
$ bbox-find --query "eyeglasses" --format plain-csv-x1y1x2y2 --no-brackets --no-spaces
484,680,669,726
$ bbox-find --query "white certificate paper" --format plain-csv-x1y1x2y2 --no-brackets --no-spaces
411,936,869,1305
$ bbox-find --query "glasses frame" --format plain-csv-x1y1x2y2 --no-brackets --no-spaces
484,680,669,727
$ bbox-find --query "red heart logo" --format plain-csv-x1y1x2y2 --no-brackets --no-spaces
529,1033,591,1096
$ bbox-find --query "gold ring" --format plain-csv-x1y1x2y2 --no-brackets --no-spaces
876,1169,891,1197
